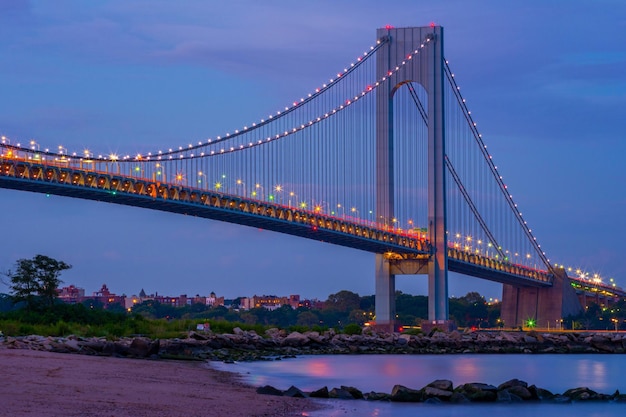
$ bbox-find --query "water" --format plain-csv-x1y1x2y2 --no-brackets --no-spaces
211,354,626,416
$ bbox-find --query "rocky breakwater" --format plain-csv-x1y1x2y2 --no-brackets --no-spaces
257,377,626,404
2,329,626,360
160,328,626,360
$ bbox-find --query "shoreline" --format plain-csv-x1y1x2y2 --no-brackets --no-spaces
0,348,319,417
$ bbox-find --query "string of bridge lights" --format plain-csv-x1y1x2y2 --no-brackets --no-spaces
0,32,440,163
442,59,551,270
2,29,606,283
1,31,546,270
1,36,386,162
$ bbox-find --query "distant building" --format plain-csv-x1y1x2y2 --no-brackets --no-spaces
206,291,225,307
89,284,126,308
241,294,302,311
57,283,125,309
57,285,85,304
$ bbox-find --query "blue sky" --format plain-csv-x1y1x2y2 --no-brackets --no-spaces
1,1,625,301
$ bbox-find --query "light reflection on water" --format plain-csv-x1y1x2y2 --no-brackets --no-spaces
214,354,626,393
212,355,626,417
577,359,609,391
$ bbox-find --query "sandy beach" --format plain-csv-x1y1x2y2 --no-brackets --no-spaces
0,348,318,417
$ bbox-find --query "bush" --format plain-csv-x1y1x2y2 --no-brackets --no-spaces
343,323,362,335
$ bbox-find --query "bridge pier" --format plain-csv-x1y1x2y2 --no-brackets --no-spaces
501,268,582,328
374,254,396,332
374,25,450,328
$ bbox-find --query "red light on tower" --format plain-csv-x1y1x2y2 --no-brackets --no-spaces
385,25,394,30
430,22,436,28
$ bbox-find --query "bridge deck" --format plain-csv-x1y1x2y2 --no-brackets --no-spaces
1,157,557,287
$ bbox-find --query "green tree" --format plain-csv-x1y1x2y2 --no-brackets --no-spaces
4,255,71,309
296,310,320,327
324,290,360,313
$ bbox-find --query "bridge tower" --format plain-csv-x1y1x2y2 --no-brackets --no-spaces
375,25,451,330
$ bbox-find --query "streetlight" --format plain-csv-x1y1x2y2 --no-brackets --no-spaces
288,191,297,208
252,183,264,200
335,203,345,218
350,207,359,222
152,162,165,181
236,179,246,197
274,184,283,203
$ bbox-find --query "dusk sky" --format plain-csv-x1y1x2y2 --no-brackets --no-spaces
1,1,625,302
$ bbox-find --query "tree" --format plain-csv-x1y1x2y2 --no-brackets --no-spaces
324,290,361,313
5,255,72,309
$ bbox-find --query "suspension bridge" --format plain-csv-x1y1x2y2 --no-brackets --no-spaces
1,25,622,330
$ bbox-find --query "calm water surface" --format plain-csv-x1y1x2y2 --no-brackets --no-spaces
211,354,626,417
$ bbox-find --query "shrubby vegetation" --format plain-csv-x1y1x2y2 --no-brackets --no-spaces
1,255,623,338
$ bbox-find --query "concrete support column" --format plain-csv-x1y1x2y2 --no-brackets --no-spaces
426,27,448,322
501,268,582,328
375,254,396,331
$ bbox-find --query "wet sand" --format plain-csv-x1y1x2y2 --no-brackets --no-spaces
0,348,319,417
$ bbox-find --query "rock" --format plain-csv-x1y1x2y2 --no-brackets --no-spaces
448,330,462,340
365,391,391,401
427,379,453,391
390,385,423,402
128,338,151,357
256,385,283,396
187,331,208,341
341,385,364,399
455,383,497,402
528,385,554,401
563,387,599,401
497,390,512,402
329,387,356,400
506,385,533,400
423,386,453,401
497,378,528,390
304,331,323,344
281,332,309,347
309,386,329,398
283,385,307,398
449,392,470,403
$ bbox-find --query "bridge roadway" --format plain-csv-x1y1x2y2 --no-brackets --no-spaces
0,156,571,288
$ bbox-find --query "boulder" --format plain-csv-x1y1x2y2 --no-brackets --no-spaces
506,385,533,400
455,383,497,402
423,386,453,401
128,338,158,358
283,385,307,398
365,391,391,401
497,378,528,390
563,387,600,401
281,332,309,347
309,386,329,398
497,390,523,402
528,385,554,401
390,385,423,402
188,331,208,341
341,386,364,399
449,392,470,403
329,387,356,400
427,379,453,391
